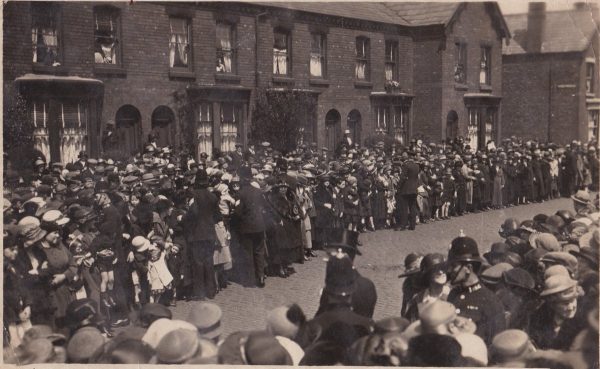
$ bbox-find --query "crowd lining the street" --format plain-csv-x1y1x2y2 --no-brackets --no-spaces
3,131,599,366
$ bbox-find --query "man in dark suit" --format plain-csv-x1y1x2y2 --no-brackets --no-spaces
396,151,420,230
230,143,244,171
316,229,377,318
182,169,221,299
234,166,269,287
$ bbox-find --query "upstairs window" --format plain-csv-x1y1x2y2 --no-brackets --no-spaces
310,33,326,78
94,7,121,65
479,46,491,85
216,22,235,73
355,37,370,80
169,17,190,69
454,42,467,84
273,29,290,76
31,2,60,66
385,40,398,81
586,62,595,94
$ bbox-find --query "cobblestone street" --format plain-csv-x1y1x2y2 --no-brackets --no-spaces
171,197,573,336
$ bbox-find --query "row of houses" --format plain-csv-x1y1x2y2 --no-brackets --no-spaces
3,1,599,164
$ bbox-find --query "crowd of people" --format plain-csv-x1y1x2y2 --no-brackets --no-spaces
2,130,599,366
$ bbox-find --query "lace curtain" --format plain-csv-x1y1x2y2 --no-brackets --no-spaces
220,104,238,153
197,103,213,160
32,102,50,162
310,54,322,77
216,23,232,73
95,11,118,64
32,27,58,64
169,18,189,68
60,102,87,164
468,109,479,152
310,34,323,77
273,32,288,75
385,64,393,81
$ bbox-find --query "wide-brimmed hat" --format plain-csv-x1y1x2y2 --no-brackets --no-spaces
156,329,199,364
398,253,423,278
418,253,447,286
132,236,151,252
187,302,222,341
41,209,70,227
18,216,47,246
67,327,106,363
572,190,591,204
483,242,509,264
539,274,578,299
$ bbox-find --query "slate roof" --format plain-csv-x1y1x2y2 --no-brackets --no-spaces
381,2,460,26
504,9,599,55
255,2,411,26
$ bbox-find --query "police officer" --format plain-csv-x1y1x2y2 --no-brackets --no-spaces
446,232,506,344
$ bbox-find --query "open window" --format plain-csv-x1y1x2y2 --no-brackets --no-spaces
169,17,191,70
94,6,121,66
273,28,291,76
31,2,61,67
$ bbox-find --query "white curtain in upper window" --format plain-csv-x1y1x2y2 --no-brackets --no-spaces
385,64,393,81
169,18,188,68
273,32,288,75
310,54,322,77
356,61,366,80
216,24,232,73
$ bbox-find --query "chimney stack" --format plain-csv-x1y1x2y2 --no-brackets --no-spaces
527,2,546,53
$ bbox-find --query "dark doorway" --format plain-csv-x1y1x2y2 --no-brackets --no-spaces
347,109,362,146
151,105,176,148
325,109,341,152
115,105,142,155
446,110,458,141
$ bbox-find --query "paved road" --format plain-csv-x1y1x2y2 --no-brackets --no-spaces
170,197,573,337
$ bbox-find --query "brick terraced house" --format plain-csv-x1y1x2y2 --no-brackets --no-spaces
3,2,510,163
502,2,600,144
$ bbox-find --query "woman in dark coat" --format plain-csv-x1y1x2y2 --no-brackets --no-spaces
265,184,303,277
313,176,336,248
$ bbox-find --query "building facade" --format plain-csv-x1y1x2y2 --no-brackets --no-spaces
502,3,600,145
3,1,510,164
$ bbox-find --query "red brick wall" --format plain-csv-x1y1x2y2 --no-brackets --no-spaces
411,3,504,144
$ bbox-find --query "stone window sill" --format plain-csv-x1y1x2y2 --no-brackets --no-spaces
309,78,330,86
354,81,373,88
454,83,468,91
480,84,492,92
94,65,127,77
215,73,241,83
32,64,69,75
168,69,195,80
272,76,295,84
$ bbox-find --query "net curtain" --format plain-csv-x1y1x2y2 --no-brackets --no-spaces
197,104,213,160
273,32,288,75
169,18,189,68
220,104,238,153
31,27,58,64
216,24,232,73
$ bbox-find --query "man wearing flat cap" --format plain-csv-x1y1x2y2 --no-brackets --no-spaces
446,233,505,344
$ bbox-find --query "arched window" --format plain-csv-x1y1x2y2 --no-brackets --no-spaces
347,109,362,145
115,105,142,155
325,109,341,152
151,105,176,148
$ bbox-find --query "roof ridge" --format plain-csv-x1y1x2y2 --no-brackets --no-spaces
380,2,413,25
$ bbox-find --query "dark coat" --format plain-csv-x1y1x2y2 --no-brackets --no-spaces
234,184,268,234
316,270,377,318
314,184,336,229
398,160,420,195
183,188,220,243
309,304,374,346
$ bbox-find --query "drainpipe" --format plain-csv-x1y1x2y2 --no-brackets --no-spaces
255,11,269,89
